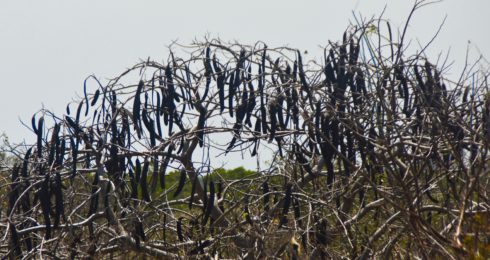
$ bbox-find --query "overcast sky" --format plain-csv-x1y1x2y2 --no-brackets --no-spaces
1,0,489,168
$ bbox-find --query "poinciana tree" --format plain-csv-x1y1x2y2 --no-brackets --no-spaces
1,2,489,259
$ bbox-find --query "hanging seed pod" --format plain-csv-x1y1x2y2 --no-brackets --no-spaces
83,78,91,116
177,217,184,242
142,108,156,147
9,222,23,258
31,114,38,134
294,144,313,176
316,218,329,245
202,46,213,101
159,144,173,189
75,101,83,126
135,158,142,184
65,116,83,136
70,137,78,178
155,92,163,138
133,80,144,137
135,218,146,242
36,117,44,158
173,168,187,197
53,172,64,228
297,50,311,99
128,168,138,199
245,66,256,126
48,123,60,166
39,174,51,239
91,89,100,106
228,72,235,118
197,112,206,148
202,180,215,225
214,58,226,114
251,138,259,157
141,160,151,202
268,99,277,142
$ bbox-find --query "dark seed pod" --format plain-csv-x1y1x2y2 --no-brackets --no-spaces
48,123,60,166
128,168,138,199
251,138,259,157
159,144,173,189
386,21,394,61
173,168,187,197
65,116,83,136
36,117,44,158
291,89,299,129
69,137,78,178
135,218,146,242
316,218,329,245
462,85,469,103
83,78,90,116
21,148,32,179
39,174,51,239
228,72,235,117
268,100,277,141
53,172,64,228
297,50,311,99
133,80,144,137
155,92,163,137
197,112,206,147
213,56,226,113
31,114,38,134
202,46,212,101
177,217,184,242
142,108,156,147
261,46,267,86
202,180,215,225
91,89,100,106
75,100,83,124
134,158,142,185
141,160,151,202
9,222,23,258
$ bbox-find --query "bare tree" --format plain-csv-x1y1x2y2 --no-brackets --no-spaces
1,3,489,258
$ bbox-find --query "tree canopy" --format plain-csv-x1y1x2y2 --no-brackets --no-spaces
1,3,489,258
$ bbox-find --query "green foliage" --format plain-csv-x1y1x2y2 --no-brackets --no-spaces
136,166,257,201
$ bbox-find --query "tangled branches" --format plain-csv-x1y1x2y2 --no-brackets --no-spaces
1,14,489,259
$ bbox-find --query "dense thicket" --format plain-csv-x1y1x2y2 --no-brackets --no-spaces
1,7,489,259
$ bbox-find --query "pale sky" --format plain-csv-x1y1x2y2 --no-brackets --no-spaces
1,0,489,168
